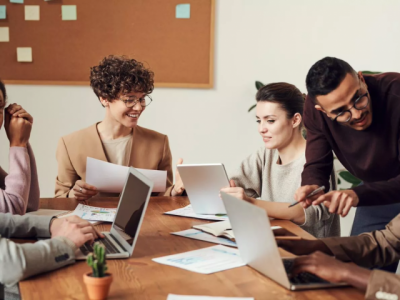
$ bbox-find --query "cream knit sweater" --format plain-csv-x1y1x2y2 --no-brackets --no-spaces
230,147,340,238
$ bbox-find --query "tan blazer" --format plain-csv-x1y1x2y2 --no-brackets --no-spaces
322,214,400,299
55,124,173,198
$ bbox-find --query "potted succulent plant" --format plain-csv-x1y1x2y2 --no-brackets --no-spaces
83,243,113,300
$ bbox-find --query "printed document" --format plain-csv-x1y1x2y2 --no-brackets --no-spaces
67,204,116,222
152,245,245,274
86,157,167,193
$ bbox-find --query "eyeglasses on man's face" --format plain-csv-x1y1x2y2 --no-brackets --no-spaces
119,95,152,108
332,92,369,123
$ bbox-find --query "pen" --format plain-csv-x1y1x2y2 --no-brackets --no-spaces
288,185,325,208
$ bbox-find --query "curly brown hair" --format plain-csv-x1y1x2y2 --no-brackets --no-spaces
90,55,154,103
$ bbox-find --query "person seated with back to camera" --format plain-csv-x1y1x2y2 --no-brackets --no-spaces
55,55,185,200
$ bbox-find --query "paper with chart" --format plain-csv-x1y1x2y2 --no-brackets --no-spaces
86,157,167,193
167,295,254,300
69,204,116,222
152,245,245,274
172,229,238,247
165,205,228,221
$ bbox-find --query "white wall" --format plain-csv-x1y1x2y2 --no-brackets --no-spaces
1,0,400,237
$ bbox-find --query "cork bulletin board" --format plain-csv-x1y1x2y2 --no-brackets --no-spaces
0,0,215,88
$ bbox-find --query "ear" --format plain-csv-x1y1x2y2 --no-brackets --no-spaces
99,97,109,107
315,104,327,115
292,113,302,129
358,71,365,83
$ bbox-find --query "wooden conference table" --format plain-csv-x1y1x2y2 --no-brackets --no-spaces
19,197,364,300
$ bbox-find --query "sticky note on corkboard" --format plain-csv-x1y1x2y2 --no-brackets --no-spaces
17,47,33,62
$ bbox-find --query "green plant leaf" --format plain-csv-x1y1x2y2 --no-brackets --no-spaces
255,81,264,90
339,171,362,185
337,178,341,185
361,71,381,75
248,104,256,112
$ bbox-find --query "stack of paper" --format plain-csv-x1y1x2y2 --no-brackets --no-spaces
172,221,282,247
165,205,228,221
172,229,237,247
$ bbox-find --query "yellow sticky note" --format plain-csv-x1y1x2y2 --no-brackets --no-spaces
25,5,40,21
17,47,33,62
0,27,9,42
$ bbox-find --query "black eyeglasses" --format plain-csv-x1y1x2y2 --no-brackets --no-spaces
119,95,152,108
333,92,369,123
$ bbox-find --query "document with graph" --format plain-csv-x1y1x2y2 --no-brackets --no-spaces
152,245,245,274
68,204,117,222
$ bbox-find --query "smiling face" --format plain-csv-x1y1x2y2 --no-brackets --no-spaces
256,101,301,150
101,91,146,128
315,72,373,131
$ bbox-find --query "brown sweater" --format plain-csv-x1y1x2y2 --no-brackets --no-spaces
302,72,400,206
323,213,400,299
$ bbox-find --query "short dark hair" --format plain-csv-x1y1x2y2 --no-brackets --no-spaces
90,55,154,104
256,82,305,121
306,57,356,102
0,79,6,102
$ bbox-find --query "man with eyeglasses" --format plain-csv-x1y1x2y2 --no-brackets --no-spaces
293,57,400,272
55,55,185,199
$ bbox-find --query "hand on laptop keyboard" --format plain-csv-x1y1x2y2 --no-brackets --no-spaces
285,252,350,284
80,236,119,255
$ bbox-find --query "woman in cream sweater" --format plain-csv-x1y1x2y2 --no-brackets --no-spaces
221,83,339,238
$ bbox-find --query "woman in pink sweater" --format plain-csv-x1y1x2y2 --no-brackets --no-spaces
0,80,39,214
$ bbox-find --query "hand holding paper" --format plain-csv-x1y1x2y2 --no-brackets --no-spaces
86,157,167,193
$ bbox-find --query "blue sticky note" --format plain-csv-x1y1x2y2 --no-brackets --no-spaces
176,4,190,19
10,0,24,4
0,6,6,19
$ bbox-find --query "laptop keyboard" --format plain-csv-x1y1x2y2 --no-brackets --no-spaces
283,260,329,285
80,235,120,255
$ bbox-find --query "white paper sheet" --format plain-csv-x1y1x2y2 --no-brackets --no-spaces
152,245,245,274
172,229,237,247
165,205,228,221
167,295,254,300
86,157,167,193
67,204,116,222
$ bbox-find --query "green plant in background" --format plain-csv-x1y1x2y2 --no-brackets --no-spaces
87,242,108,278
248,81,264,112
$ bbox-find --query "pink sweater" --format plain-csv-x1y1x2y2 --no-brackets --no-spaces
0,144,40,214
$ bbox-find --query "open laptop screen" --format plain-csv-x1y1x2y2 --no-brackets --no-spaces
112,170,151,246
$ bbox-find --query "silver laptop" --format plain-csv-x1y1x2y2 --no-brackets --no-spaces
76,167,154,260
221,192,347,290
177,163,229,214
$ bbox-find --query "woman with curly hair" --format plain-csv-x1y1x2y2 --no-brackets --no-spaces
55,55,184,199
